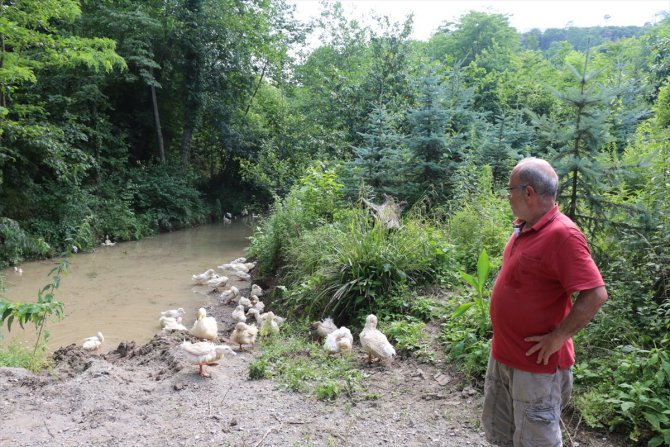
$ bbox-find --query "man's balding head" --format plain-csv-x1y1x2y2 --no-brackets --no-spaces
512,157,558,201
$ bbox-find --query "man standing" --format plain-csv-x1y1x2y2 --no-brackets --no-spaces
482,157,608,446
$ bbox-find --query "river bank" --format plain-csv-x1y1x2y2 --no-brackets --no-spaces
0,281,625,447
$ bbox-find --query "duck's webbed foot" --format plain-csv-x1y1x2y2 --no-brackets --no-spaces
198,364,212,378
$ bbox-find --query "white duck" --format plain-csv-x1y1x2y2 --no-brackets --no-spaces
245,308,262,326
231,305,247,324
158,315,182,328
231,257,246,264
207,275,229,291
220,285,240,304
192,269,217,285
232,263,251,273
102,235,116,246
82,332,104,351
160,308,185,319
259,311,280,337
230,322,258,351
324,327,353,357
238,296,252,310
179,341,236,377
244,262,257,271
360,314,396,364
251,284,263,297
311,317,338,341
190,308,218,340
233,271,251,281
162,317,188,332
250,296,265,313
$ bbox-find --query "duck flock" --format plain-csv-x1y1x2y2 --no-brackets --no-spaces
81,256,397,378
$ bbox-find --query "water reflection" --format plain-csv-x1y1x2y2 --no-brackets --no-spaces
0,221,253,352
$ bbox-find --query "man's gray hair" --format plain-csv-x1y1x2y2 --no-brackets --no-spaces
516,158,558,200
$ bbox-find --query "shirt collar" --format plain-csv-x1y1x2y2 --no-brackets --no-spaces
513,204,560,235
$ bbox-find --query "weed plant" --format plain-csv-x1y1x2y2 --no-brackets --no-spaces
574,344,670,446
383,318,435,363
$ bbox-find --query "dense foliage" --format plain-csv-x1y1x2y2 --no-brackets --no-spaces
2,1,670,444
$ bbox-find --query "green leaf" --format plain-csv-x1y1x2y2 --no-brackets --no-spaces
476,248,491,290
451,301,475,319
459,271,478,290
661,358,670,379
644,411,662,430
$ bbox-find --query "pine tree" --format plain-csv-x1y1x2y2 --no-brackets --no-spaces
404,64,484,203
477,108,534,185
344,104,409,199
531,48,614,227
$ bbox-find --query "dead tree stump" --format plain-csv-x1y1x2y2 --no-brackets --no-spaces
361,195,407,230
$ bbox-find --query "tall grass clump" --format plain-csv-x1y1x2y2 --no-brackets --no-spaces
279,209,456,323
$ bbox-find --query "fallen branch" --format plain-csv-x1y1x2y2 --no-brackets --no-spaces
43,421,55,438
254,425,279,447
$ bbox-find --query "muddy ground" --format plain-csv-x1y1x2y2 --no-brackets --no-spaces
0,287,625,447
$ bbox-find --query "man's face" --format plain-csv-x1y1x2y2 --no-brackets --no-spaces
507,172,527,220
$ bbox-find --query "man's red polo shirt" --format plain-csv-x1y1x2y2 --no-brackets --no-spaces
490,204,605,373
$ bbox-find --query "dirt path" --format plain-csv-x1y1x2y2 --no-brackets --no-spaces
0,292,623,446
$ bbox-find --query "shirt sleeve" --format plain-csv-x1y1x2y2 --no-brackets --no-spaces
551,231,605,296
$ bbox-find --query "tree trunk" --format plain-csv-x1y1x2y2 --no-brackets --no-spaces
244,62,267,116
180,124,193,167
150,68,165,163
0,32,5,109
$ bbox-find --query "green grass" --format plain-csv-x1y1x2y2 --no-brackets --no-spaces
248,322,367,401
0,340,51,372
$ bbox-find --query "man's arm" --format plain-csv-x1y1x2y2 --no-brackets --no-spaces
524,285,608,365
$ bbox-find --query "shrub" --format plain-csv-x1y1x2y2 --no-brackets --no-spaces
0,341,51,372
128,161,209,232
247,163,344,277
438,165,510,272
573,344,670,446
0,217,51,268
440,312,492,382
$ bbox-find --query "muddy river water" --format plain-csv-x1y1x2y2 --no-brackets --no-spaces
0,221,253,352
